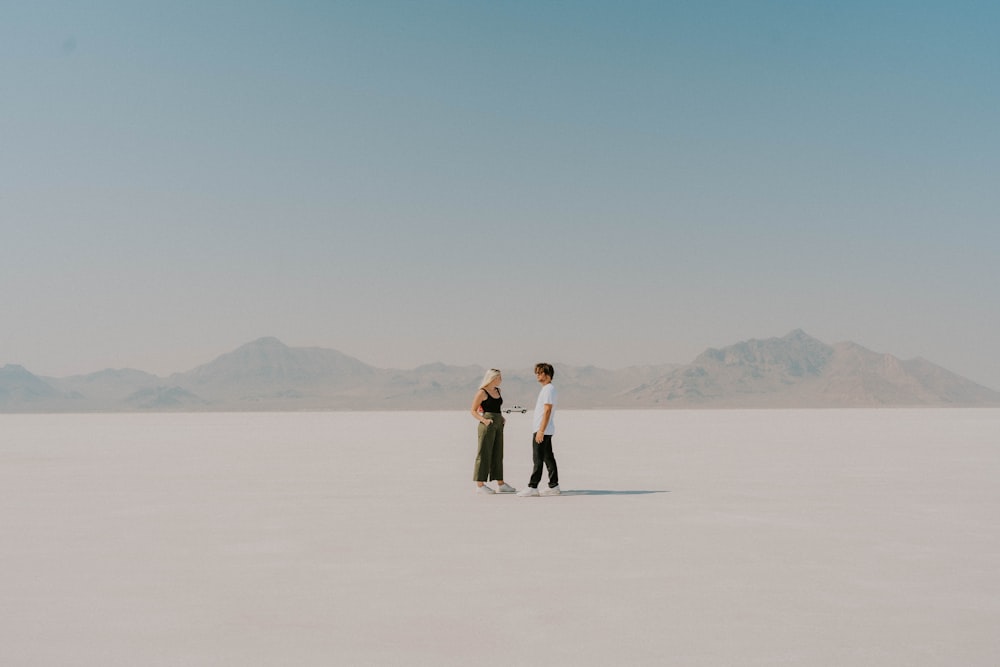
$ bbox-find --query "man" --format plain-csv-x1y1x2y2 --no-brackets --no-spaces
517,363,560,497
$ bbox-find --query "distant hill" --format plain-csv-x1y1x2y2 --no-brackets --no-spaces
167,337,377,407
124,386,207,410
51,368,164,404
175,337,375,388
2,331,998,412
620,330,1000,408
0,365,66,409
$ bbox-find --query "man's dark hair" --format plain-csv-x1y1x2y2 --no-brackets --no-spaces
535,363,554,379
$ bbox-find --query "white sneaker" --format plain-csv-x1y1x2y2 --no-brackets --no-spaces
476,485,495,495
516,487,539,497
496,483,517,493
540,485,561,496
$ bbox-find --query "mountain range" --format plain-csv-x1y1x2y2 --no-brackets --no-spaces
2,331,998,412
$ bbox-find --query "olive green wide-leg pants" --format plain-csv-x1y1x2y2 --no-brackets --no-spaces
473,413,505,482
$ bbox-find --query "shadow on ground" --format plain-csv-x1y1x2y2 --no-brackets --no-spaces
559,489,669,496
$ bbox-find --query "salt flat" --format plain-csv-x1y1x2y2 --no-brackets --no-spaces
2,409,999,666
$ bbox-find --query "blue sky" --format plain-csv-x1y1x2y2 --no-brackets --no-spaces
3,1,999,389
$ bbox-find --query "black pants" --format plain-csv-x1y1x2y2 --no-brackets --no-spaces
528,433,559,489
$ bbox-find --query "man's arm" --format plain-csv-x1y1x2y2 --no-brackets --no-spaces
535,403,552,443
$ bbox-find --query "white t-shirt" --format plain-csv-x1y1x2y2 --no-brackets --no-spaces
532,383,557,435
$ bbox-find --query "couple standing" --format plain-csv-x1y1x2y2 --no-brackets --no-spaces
470,363,560,497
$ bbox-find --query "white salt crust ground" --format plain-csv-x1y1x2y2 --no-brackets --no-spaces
2,409,999,666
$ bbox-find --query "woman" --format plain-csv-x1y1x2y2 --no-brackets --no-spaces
471,369,516,494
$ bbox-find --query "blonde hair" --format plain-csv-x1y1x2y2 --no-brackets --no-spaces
479,368,501,390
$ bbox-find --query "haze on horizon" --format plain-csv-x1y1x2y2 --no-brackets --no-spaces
3,2,998,390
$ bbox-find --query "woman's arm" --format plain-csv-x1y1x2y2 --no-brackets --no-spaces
470,389,491,425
